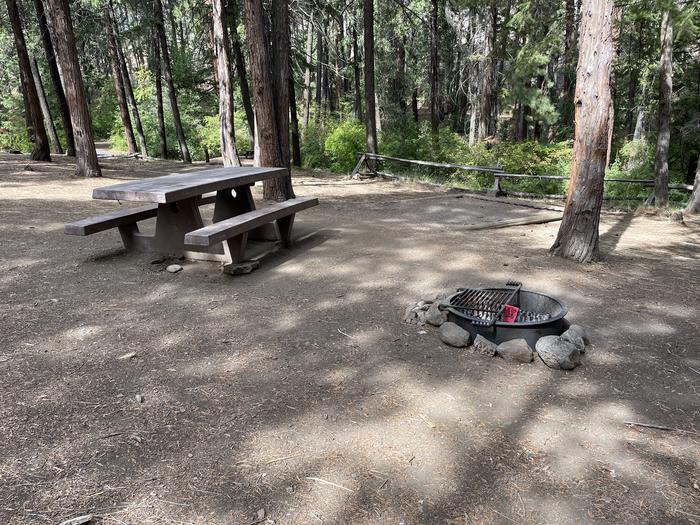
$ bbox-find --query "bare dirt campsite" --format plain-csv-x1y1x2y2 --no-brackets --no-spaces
1,153,699,524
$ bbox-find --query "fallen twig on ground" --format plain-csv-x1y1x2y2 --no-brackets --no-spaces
305,477,354,493
624,421,699,436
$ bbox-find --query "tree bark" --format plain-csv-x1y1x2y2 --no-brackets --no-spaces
7,0,51,161
363,0,378,170
105,4,137,155
302,15,314,131
430,0,439,140
153,0,191,163
550,0,616,262
46,0,100,175
352,22,362,121
227,0,255,146
653,9,672,207
478,4,497,140
289,60,302,167
212,0,241,167
30,57,63,154
315,27,323,119
113,4,148,158
686,157,700,214
151,37,167,159
244,0,294,200
33,0,74,156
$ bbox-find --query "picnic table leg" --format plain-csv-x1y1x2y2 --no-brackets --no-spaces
274,215,295,248
153,197,204,253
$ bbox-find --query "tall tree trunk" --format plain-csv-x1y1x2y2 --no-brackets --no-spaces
559,0,576,122
244,0,294,200
653,9,672,207
289,61,302,167
151,38,167,159
302,15,314,131
30,56,63,154
550,0,616,262
352,22,362,121
212,0,241,167
429,0,440,146
33,0,74,156
7,0,51,161
479,4,497,140
412,88,419,123
315,27,323,119
153,0,191,162
686,157,700,214
105,4,137,155
228,0,255,146
363,0,378,169
113,5,148,157
46,0,100,175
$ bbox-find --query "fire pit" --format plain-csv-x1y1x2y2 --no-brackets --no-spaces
445,281,568,348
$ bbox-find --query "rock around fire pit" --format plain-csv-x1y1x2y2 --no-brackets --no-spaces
404,284,590,370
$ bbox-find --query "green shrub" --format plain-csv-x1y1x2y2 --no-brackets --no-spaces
324,119,366,172
301,121,331,169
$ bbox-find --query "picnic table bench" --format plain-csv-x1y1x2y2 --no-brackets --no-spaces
65,167,318,272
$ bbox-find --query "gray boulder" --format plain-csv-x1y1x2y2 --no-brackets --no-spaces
536,335,581,370
439,322,472,347
566,324,590,345
425,302,448,326
472,334,497,357
496,338,534,363
561,328,585,352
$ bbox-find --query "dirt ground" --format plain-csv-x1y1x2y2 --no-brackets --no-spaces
1,152,699,525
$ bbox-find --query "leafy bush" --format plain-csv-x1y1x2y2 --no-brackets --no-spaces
301,121,330,169
324,119,366,172
0,90,32,152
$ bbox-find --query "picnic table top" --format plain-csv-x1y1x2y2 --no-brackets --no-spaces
92,167,287,204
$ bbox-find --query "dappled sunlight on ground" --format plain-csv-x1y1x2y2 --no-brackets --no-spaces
1,153,698,524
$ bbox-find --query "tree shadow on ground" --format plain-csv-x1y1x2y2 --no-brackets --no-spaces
0,177,698,524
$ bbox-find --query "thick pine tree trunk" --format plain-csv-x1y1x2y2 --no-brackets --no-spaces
46,0,100,175
105,5,137,155
363,0,378,170
653,10,672,207
478,5,497,141
212,0,241,167
315,28,323,119
7,0,51,161
113,6,148,158
244,0,294,201
29,57,63,154
302,15,314,131
153,0,191,163
227,0,255,146
33,0,74,156
550,0,616,262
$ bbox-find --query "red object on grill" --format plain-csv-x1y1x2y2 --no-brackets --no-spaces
502,304,520,323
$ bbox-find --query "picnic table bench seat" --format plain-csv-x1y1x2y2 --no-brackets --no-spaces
184,196,319,248
64,193,217,236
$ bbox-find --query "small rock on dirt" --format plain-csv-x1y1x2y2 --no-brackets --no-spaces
118,352,137,360
496,338,534,363
472,334,497,357
439,322,472,347
223,260,260,275
256,508,266,521
424,302,447,326
135,394,145,403
536,335,581,370
166,264,182,273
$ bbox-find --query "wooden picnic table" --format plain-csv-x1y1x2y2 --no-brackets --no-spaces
65,167,318,270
